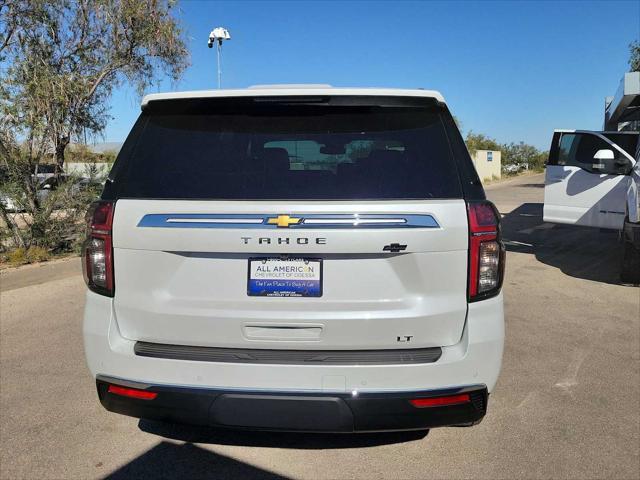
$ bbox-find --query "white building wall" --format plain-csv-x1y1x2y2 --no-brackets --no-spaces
471,150,501,183
65,162,111,177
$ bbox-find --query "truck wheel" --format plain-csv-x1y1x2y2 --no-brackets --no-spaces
621,219,640,285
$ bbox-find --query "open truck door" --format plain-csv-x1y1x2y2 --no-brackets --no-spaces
544,130,637,230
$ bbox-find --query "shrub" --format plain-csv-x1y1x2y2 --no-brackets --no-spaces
5,246,50,266
26,246,50,263
7,247,26,265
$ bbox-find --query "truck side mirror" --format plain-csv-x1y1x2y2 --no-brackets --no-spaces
593,149,614,161
592,149,632,175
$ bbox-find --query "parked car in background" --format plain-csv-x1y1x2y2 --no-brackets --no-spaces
0,166,15,211
1,173,102,212
503,164,527,174
0,192,18,212
33,163,57,182
38,174,101,197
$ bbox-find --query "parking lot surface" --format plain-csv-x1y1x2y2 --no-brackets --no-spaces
1,173,639,479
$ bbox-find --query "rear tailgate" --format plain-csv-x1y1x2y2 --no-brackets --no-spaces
112,200,469,349
104,93,474,351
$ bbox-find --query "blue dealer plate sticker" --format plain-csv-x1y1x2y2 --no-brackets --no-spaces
248,258,322,297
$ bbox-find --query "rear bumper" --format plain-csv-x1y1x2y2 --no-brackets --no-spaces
97,376,487,432
84,292,504,431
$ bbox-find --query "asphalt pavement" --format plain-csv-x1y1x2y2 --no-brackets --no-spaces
1,173,638,479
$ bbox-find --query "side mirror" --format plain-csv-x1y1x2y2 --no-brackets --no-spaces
591,149,632,175
590,150,615,172
591,149,614,171
593,149,614,161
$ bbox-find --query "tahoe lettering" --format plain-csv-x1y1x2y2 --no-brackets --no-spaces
241,237,326,245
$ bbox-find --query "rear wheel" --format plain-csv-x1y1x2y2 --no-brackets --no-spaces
621,218,640,285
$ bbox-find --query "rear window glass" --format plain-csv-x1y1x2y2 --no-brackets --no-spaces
108,99,462,200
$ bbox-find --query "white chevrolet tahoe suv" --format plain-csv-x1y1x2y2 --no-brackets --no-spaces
82,87,505,432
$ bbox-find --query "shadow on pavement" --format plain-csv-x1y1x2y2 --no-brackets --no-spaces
139,419,428,449
103,441,288,479
500,202,626,285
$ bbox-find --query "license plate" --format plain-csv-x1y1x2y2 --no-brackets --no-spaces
247,258,322,297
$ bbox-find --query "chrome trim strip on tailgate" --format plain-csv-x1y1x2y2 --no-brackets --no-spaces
137,213,440,229
134,342,443,365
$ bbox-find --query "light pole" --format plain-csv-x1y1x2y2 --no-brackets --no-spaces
208,27,231,89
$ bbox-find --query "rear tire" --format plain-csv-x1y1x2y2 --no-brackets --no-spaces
621,218,640,285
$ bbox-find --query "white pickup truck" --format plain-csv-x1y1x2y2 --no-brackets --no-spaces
543,129,639,284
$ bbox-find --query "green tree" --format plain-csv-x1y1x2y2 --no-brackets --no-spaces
465,131,547,174
1,0,188,170
0,0,189,251
465,132,502,155
630,40,640,72
502,142,548,171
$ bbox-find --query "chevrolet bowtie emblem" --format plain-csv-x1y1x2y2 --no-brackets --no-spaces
267,215,302,228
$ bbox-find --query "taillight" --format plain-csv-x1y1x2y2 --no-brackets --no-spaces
107,384,157,400
82,201,115,296
467,201,505,301
409,393,471,408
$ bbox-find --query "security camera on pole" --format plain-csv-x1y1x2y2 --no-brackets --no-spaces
208,27,231,89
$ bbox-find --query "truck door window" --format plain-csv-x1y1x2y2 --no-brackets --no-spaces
558,133,617,168
603,133,639,158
